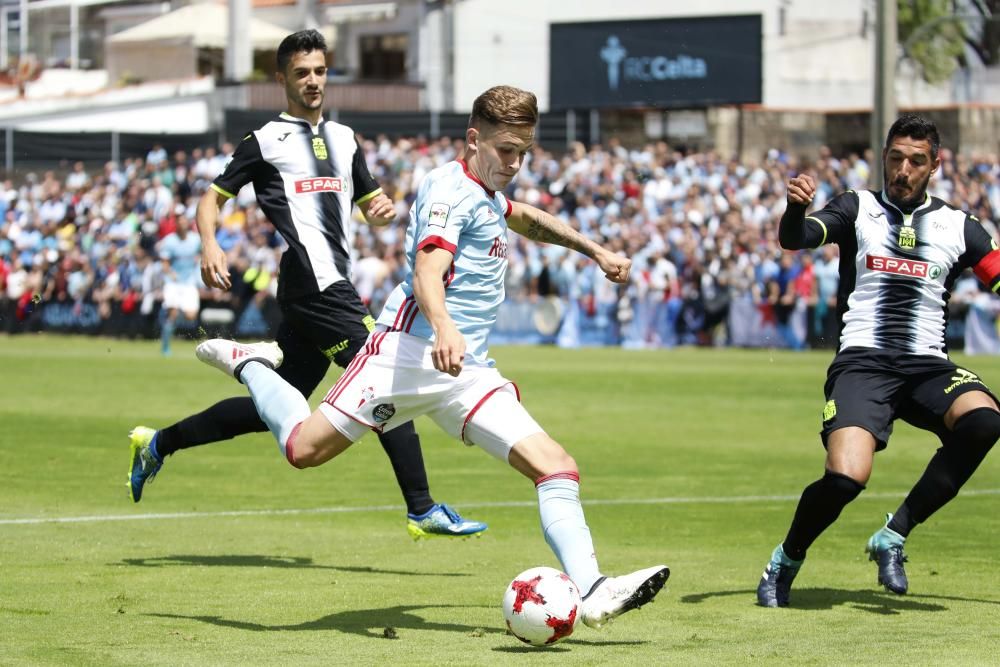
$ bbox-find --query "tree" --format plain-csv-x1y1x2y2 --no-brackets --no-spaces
897,0,968,83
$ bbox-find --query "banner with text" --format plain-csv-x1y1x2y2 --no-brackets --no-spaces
549,15,762,109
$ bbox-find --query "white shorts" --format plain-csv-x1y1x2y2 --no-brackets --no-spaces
318,330,544,461
163,282,200,316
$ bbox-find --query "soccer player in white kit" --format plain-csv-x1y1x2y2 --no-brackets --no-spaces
196,85,669,630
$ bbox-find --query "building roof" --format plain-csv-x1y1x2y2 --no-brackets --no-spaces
107,2,291,49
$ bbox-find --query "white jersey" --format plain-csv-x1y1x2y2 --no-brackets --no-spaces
800,189,1000,358
211,113,382,301
376,160,512,365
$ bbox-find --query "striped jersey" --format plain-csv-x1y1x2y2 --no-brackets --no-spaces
211,112,382,300
376,160,513,365
796,189,1000,358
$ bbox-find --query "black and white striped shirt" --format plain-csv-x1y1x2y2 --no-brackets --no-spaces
781,189,1000,358
211,112,381,301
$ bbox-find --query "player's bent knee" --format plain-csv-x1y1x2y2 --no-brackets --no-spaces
951,407,1000,455
820,470,866,502
508,433,577,480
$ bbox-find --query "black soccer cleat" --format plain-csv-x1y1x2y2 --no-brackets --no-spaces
865,514,909,595
756,545,802,608
867,543,909,595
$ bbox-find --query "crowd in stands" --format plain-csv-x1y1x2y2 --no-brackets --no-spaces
1,135,999,351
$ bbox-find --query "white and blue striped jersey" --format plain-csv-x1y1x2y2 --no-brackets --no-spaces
376,160,512,365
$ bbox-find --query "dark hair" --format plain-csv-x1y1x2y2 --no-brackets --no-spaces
885,114,941,159
276,30,327,72
469,85,538,129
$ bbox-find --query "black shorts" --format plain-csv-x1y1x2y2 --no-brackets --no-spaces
820,347,998,450
279,280,376,369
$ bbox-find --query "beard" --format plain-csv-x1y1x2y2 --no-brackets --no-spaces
884,167,930,212
288,85,323,111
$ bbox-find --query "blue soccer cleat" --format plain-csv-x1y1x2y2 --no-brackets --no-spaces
127,426,163,503
865,513,909,595
406,503,488,540
757,544,803,607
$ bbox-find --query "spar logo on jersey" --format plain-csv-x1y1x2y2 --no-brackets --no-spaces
866,254,930,278
294,177,345,194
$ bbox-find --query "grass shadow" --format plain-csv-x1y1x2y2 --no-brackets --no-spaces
120,554,471,577
151,605,649,645
150,604,502,639
680,587,1000,613
492,638,647,652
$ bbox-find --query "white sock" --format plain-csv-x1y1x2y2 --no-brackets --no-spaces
536,473,602,595
239,361,310,459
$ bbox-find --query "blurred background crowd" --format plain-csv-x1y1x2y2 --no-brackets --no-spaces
2,136,999,352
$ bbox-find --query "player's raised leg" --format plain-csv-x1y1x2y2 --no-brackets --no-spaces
465,390,669,629
195,338,353,466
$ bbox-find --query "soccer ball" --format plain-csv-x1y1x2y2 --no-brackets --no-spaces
502,566,581,646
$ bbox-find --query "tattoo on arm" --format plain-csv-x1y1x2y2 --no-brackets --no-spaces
522,210,593,256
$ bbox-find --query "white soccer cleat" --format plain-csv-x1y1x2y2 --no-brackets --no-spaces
195,339,284,381
580,564,670,629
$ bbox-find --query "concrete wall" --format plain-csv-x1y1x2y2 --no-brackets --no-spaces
106,42,197,85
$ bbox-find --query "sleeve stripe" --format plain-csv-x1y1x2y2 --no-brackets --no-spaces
504,198,513,219
417,235,457,254
805,216,828,246
355,187,382,205
210,183,236,199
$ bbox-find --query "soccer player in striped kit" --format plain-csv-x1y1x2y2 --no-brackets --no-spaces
757,115,1000,607
127,30,486,540
195,85,669,630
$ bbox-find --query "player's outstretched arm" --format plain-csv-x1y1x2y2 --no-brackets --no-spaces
196,188,232,290
413,246,466,376
507,201,631,284
358,191,396,227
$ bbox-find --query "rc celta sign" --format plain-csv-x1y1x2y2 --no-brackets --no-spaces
550,15,762,109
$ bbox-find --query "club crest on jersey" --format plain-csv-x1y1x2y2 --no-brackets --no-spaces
294,177,345,194
897,226,917,249
428,203,450,228
866,254,929,278
312,137,328,160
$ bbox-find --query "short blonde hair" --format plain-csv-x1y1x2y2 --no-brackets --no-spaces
469,85,538,129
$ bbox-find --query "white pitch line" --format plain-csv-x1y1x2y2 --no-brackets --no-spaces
2,488,999,526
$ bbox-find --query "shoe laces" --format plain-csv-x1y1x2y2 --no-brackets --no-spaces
886,545,907,563
436,503,462,524
141,448,160,484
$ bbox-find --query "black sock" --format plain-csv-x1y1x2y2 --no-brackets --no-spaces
156,397,266,457
782,470,865,561
888,407,1000,537
377,422,435,516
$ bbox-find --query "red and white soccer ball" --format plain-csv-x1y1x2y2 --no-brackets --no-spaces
502,566,581,647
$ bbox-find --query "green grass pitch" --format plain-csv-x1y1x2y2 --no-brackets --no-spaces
1,335,998,665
